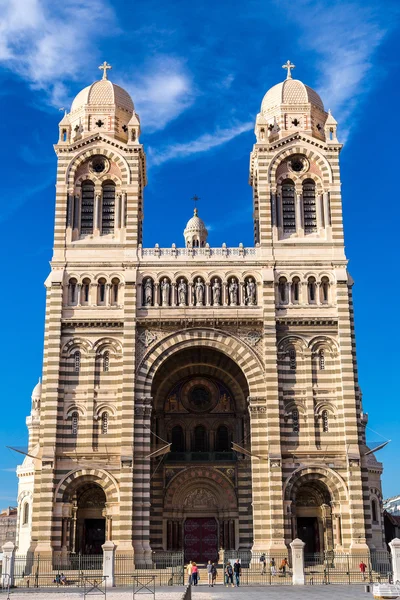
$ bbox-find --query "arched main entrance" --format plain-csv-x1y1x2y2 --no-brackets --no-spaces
149,346,252,560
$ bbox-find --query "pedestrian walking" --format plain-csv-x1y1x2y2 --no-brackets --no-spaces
270,557,276,576
186,561,193,585
260,552,266,574
359,561,367,580
279,557,288,576
211,563,217,587
207,560,213,586
234,559,241,586
225,562,234,587
192,563,198,586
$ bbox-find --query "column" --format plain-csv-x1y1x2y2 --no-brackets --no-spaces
189,283,194,307
105,284,111,307
171,283,177,307
73,193,80,236
91,282,98,306
70,503,77,552
154,283,160,307
316,193,323,230
102,541,116,587
389,538,400,584
295,190,303,236
1,542,15,588
223,283,228,306
121,192,127,228
94,192,101,235
323,192,330,228
270,192,277,226
290,538,305,585
115,193,121,232
206,282,211,306
316,282,321,305
76,284,82,307
240,282,246,305
286,281,291,305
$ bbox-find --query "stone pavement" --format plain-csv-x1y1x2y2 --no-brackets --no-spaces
2,585,373,600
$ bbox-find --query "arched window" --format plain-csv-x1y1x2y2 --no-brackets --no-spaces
69,278,78,304
292,409,299,432
101,181,115,235
372,499,378,523
171,425,185,452
111,278,119,305
321,277,329,303
289,348,296,370
81,278,90,305
98,278,106,304
292,277,300,303
193,425,207,452
103,351,110,372
282,179,296,232
319,350,325,370
303,179,317,233
308,277,316,303
322,410,329,432
74,351,81,373
71,411,79,436
80,181,95,235
101,411,109,434
278,277,287,304
22,502,29,525
216,425,230,452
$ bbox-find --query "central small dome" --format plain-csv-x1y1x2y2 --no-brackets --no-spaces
71,79,134,114
184,208,208,248
261,78,324,115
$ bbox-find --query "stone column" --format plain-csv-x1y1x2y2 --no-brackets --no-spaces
290,538,305,585
240,281,246,305
121,192,127,228
94,192,101,235
154,283,160,307
316,193,323,230
389,538,400,584
1,541,15,588
206,282,211,306
323,192,330,228
171,283,177,307
102,540,116,587
115,193,121,232
223,283,228,306
91,282,98,306
295,190,303,236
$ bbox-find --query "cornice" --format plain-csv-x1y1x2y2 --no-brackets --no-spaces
54,133,144,156
137,317,265,328
251,132,343,155
276,318,337,327
61,320,124,329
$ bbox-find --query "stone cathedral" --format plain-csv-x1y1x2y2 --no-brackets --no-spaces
16,61,385,564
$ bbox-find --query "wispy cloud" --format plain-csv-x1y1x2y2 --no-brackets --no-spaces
148,121,253,166
121,56,195,132
283,0,399,140
0,0,115,106
0,176,54,223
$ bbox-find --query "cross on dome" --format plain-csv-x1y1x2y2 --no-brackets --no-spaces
282,60,295,79
191,194,200,214
98,61,112,80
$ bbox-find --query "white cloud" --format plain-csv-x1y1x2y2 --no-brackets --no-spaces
0,0,115,106
148,121,253,166
121,57,195,132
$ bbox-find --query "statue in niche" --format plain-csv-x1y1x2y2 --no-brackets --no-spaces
144,278,153,306
178,278,187,306
220,393,231,412
229,278,238,305
246,278,256,305
161,278,170,306
167,394,178,412
194,277,205,305
212,278,221,305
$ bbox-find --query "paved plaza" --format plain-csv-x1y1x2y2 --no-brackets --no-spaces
2,585,375,600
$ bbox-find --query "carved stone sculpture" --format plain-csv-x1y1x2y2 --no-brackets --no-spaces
229,278,238,305
144,278,153,306
178,278,187,306
212,278,221,305
161,278,170,306
194,277,204,305
246,278,256,305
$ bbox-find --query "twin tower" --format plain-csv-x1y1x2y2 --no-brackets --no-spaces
16,61,384,564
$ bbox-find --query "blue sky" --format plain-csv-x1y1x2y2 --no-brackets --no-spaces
0,0,399,505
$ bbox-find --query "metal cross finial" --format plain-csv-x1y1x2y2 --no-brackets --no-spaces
282,60,295,79
191,194,200,213
98,61,112,80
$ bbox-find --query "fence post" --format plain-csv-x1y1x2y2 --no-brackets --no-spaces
290,538,305,585
102,541,116,587
389,538,400,583
1,541,16,588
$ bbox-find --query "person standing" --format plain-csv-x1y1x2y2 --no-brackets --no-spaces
260,553,266,574
359,561,367,580
192,563,198,586
279,557,288,577
207,561,213,587
225,562,234,587
270,557,276,576
211,563,217,587
186,561,193,585
233,559,241,587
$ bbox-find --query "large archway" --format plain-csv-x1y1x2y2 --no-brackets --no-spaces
149,346,252,560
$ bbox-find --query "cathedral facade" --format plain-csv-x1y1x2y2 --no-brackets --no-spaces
16,61,385,564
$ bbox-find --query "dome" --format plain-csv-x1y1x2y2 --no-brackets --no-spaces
71,79,134,114
261,78,324,115
31,380,42,399
183,208,208,247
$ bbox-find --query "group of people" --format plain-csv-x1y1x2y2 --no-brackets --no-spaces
259,554,289,576
54,573,67,585
186,559,242,587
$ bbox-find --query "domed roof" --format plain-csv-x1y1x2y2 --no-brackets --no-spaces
71,79,134,113
31,379,42,399
261,78,324,114
184,208,208,234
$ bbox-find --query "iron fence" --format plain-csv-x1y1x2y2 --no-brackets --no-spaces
224,550,292,585
13,553,103,588
304,550,392,585
115,552,184,587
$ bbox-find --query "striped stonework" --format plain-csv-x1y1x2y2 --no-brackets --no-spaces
16,69,384,563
